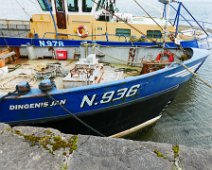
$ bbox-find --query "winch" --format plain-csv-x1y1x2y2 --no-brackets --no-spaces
16,81,31,95
39,79,56,92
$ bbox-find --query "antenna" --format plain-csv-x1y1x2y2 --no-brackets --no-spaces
159,0,177,4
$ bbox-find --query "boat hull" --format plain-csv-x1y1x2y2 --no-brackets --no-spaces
34,85,179,136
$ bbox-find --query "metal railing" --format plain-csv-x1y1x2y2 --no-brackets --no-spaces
42,32,131,42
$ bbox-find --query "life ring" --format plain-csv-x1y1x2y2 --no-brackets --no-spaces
156,51,174,62
77,25,89,38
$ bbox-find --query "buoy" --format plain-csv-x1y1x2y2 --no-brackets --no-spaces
77,25,89,38
156,51,174,62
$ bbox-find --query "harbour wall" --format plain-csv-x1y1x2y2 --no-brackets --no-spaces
0,123,212,170
0,20,29,37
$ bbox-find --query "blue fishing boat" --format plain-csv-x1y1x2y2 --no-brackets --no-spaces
0,45,210,136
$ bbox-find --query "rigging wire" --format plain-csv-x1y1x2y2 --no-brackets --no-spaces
93,0,211,50
132,0,165,32
138,1,162,15
29,0,37,5
15,0,31,18
91,0,158,44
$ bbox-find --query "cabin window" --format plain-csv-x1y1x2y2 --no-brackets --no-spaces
82,0,93,12
38,0,52,11
56,0,64,11
115,29,131,37
67,0,79,12
96,0,105,11
96,0,114,12
146,30,162,38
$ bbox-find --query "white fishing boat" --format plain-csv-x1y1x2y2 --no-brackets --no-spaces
0,0,211,49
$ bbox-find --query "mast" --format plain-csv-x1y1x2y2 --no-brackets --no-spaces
159,0,173,49
45,0,58,39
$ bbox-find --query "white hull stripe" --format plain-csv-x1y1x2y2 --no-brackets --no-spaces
166,63,201,78
109,115,162,138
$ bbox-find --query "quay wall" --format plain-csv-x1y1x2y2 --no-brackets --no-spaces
0,123,212,170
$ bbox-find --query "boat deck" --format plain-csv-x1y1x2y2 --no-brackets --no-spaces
0,46,190,96
0,58,141,95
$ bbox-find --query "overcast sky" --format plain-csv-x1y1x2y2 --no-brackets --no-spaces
0,0,40,20
0,0,211,22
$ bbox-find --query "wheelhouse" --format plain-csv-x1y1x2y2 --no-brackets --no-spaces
37,0,113,14
31,0,174,42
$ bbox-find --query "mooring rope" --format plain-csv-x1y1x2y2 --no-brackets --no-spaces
45,93,106,137
176,61,212,89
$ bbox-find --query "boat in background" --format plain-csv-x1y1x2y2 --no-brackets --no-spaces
0,42,210,136
0,0,211,50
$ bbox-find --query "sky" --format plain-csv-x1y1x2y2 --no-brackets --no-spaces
0,0,41,21
0,0,211,23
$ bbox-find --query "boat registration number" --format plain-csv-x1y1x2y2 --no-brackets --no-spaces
80,84,141,108
39,40,64,47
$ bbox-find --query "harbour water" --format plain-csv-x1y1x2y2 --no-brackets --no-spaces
119,0,212,149
134,54,212,149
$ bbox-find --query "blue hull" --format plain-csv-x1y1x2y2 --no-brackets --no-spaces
33,85,179,136
0,48,210,136
0,36,210,49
